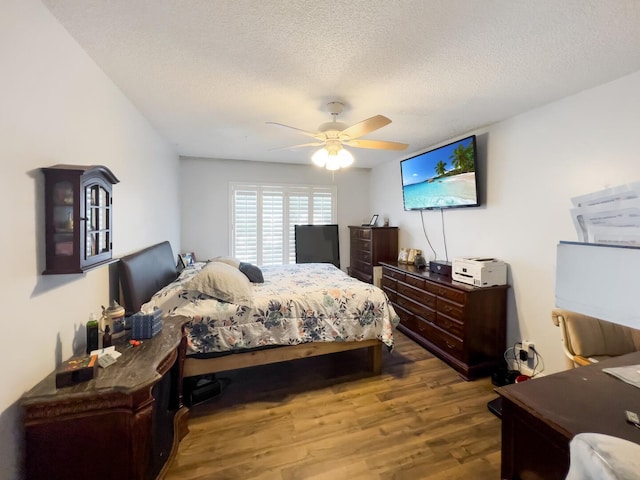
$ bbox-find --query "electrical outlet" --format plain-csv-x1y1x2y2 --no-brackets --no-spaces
523,340,535,354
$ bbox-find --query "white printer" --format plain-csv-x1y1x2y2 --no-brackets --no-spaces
452,257,507,287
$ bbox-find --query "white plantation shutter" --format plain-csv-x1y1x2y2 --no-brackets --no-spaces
262,188,284,265
231,183,336,265
288,190,309,264
233,187,258,264
313,188,333,224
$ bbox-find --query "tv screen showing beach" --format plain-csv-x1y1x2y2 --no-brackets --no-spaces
401,135,479,210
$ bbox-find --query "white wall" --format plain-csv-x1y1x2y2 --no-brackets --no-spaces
371,70,640,375
180,157,371,269
0,1,180,478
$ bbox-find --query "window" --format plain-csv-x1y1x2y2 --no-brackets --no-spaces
231,183,336,265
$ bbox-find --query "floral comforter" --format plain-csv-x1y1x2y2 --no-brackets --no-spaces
141,263,399,355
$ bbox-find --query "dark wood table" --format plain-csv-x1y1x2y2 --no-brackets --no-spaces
21,318,188,480
497,351,640,480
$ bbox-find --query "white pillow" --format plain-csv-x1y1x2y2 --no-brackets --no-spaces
184,261,252,305
210,256,241,269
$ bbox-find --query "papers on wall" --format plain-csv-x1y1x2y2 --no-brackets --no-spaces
603,365,640,389
571,181,640,247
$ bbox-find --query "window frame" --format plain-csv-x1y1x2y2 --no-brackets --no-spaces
229,182,337,265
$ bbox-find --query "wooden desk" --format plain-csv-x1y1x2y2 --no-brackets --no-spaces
497,352,640,480
21,318,188,480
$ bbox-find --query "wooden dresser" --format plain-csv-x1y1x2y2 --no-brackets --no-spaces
348,226,398,284
21,319,188,480
381,262,507,380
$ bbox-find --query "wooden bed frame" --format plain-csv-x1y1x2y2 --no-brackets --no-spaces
118,241,383,379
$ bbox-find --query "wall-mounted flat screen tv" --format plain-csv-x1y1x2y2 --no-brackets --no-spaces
400,135,479,210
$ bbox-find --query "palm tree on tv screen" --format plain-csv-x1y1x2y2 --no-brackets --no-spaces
450,143,475,172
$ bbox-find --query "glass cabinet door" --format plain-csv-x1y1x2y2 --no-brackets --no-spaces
85,183,111,260
52,180,75,258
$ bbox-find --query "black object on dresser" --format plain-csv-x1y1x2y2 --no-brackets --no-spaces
381,262,508,380
21,319,189,480
348,226,398,284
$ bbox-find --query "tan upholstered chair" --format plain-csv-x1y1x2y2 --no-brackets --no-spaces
551,308,640,368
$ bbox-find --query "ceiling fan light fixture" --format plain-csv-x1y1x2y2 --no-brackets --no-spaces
311,145,353,170
312,148,328,167
325,155,341,171
337,148,354,168
269,101,408,166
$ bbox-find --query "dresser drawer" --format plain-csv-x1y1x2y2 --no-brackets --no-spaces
357,228,372,239
382,275,397,291
350,227,372,240
425,282,467,304
393,303,416,331
350,258,372,273
404,274,425,290
353,248,372,262
433,312,463,339
396,293,436,323
382,286,396,303
383,267,405,282
414,317,463,360
436,297,465,321
397,281,436,309
351,268,372,284
351,237,372,252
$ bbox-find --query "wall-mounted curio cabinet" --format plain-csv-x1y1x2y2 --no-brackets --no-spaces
42,165,119,274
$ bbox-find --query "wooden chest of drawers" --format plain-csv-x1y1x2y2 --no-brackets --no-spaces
381,262,507,380
348,226,398,284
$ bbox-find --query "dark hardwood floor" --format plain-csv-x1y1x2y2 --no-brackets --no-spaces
165,331,502,479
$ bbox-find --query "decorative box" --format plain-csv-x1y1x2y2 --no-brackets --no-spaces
55,355,98,388
131,309,163,340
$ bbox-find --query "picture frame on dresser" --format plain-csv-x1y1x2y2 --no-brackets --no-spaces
178,252,196,268
368,214,379,226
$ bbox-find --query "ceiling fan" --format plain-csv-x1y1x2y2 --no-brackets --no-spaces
267,102,409,170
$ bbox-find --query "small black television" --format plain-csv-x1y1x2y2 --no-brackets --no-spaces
400,135,480,210
294,224,340,268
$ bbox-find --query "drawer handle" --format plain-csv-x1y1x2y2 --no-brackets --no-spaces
445,341,454,350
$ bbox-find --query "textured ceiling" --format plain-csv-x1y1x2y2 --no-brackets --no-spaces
43,0,640,169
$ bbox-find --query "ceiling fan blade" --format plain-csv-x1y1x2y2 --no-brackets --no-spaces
340,115,392,140
344,139,409,151
269,142,324,151
266,122,324,140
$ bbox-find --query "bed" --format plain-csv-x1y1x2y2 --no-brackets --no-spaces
118,241,399,379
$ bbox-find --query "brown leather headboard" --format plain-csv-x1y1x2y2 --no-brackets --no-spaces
119,241,178,314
